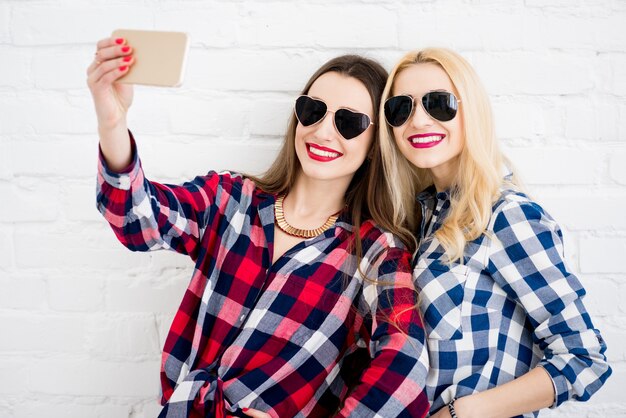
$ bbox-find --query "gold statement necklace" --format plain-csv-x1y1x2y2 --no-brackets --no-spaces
274,194,340,238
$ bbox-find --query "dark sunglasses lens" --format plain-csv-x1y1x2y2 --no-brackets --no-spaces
384,96,413,127
295,96,327,126
422,92,458,122
334,109,370,140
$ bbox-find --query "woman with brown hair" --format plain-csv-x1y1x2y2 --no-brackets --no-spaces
87,35,429,418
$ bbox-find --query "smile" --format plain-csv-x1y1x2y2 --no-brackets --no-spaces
408,133,445,149
306,143,343,161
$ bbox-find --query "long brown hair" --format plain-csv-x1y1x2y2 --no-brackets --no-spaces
249,55,416,256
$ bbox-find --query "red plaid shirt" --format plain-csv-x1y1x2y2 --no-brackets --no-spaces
96,135,429,418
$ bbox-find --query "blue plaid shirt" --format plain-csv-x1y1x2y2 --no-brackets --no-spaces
414,185,611,417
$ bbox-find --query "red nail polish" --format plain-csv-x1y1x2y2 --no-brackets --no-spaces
121,46,130,53
119,66,128,72
115,38,124,45
242,408,249,412
123,56,132,62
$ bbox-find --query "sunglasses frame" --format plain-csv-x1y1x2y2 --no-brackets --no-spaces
294,95,374,140
384,90,462,127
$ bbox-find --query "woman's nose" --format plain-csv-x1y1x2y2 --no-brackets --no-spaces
409,102,434,129
313,112,338,141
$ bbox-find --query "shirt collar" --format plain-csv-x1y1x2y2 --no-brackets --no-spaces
335,210,354,233
416,185,451,203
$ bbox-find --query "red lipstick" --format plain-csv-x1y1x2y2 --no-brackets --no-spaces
306,143,343,162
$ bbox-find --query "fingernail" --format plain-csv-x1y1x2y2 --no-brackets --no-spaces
121,46,130,53
123,56,132,62
115,38,124,45
242,408,249,412
119,66,128,72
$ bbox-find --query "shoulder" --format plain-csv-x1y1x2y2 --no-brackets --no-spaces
205,170,245,188
489,189,561,239
201,170,263,197
190,171,270,213
357,220,413,283
360,220,407,249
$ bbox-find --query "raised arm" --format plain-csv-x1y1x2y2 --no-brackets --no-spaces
89,37,240,258
86,36,136,171
97,133,237,258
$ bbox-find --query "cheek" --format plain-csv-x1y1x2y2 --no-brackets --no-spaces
294,125,310,146
361,131,376,157
392,127,404,145
450,118,464,148
294,124,304,140
345,136,372,163
363,129,374,152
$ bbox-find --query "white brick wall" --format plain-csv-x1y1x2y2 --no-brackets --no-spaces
0,0,624,417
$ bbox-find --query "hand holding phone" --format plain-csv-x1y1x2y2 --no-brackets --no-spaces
86,30,190,170
111,29,190,87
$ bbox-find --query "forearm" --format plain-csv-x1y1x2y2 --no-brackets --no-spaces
453,367,554,418
98,122,132,172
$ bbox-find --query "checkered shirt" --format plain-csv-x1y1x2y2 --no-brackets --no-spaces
96,136,430,418
414,185,611,417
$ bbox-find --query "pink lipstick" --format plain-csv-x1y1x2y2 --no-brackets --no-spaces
407,133,445,149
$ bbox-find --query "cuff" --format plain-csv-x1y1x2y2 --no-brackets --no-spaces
539,362,570,408
98,130,141,190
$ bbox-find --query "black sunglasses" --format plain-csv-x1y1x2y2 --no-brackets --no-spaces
384,91,461,127
294,95,374,140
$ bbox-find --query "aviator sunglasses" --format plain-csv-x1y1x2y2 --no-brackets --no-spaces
294,95,374,140
384,91,461,127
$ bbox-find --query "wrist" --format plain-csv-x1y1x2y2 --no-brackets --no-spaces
451,396,481,418
447,399,458,418
98,118,128,134
98,123,133,172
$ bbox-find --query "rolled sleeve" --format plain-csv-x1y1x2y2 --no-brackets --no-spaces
487,197,611,406
95,130,234,258
97,130,141,190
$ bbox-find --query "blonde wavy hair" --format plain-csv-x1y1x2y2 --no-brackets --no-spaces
378,47,521,263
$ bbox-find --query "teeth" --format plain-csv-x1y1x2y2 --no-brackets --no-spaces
411,135,444,144
309,146,340,158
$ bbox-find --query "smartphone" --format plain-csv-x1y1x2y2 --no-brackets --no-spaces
111,29,190,87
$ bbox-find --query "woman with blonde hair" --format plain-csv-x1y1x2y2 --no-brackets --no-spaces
88,35,430,417
378,47,611,417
